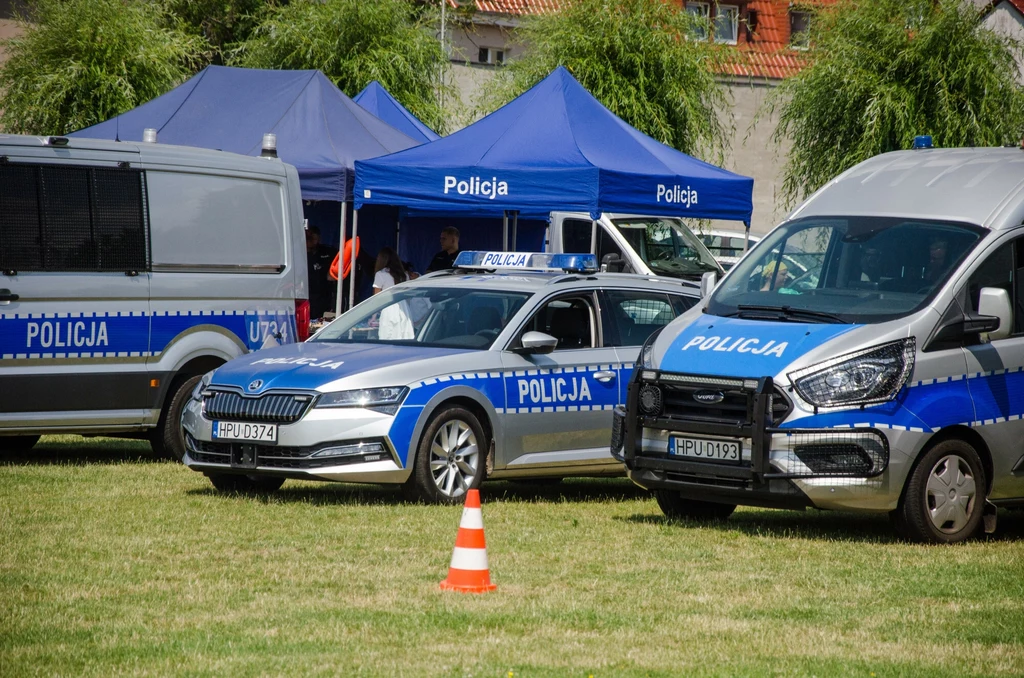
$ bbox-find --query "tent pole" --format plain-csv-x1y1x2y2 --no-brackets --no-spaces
511,210,518,251
395,216,401,258
336,201,347,316
349,209,360,310
502,211,509,251
743,221,751,254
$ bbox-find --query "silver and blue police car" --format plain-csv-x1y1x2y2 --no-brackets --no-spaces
181,252,699,502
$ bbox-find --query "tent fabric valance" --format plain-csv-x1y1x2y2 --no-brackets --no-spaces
355,66,753,223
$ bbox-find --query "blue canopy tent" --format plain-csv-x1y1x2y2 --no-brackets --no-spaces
354,81,440,145
355,66,754,253
71,65,422,312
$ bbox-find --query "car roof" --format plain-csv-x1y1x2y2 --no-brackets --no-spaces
790,147,1024,230
406,269,701,296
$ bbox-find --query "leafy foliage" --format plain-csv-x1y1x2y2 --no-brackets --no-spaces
480,0,729,161
167,0,285,64
229,0,453,134
769,0,1024,206
0,0,208,135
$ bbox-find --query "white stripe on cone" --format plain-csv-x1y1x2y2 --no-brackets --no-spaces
459,507,484,529
449,546,490,571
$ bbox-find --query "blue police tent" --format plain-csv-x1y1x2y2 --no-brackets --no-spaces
71,65,420,203
354,66,754,225
354,81,440,145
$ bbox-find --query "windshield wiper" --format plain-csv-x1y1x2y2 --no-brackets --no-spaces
733,304,846,324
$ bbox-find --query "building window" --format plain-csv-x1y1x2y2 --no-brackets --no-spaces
477,47,504,65
790,10,811,49
714,5,739,44
685,2,710,40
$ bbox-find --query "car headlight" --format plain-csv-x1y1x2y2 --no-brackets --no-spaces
191,371,214,402
638,328,664,369
788,338,915,408
315,386,409,415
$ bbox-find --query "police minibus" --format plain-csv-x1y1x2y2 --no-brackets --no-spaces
615,143,1024,543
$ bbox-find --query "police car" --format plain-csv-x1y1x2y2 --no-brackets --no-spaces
181,252,699,502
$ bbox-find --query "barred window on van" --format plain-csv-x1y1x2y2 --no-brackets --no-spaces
0,163,150,273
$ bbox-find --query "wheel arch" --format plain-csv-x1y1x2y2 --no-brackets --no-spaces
406,386,499,469
903,425,993,501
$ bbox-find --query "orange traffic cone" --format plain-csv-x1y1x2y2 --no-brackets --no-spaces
440,489,497,593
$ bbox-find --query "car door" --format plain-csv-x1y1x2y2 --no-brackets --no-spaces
600,289,697,401
498,291,620,473
958,236,1024,501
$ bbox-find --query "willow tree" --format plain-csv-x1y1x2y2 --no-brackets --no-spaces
0,0,207,135
167,0,284,64
480,0,729,161
229,0,454,134
768,0,1024,207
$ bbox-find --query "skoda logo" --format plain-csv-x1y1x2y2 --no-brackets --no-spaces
247,379,264,392
693,390,725,404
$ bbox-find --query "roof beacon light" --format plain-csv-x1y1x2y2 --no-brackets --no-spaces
142,128,158,143
454,251,598,274
912,135,933,149
261,132,278,158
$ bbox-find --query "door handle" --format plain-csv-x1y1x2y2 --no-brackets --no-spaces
594,370,616,383
0,289,19,305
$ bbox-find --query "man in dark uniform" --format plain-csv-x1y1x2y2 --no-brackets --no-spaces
305,226,338,319
426,226,461,273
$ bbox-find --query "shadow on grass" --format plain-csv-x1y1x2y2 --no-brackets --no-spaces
621,506,1024,544
185,477,646,507
0,436,162,466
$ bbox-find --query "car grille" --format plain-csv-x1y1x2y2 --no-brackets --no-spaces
203,389,314,424
186,435,383,469
653,376,791,426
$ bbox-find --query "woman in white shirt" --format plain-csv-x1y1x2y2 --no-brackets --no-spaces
372,248,414,340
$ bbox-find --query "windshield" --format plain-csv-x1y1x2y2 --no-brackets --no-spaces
706,216,986,323
612,217,720,277
699,232,758,259
312,286,531,349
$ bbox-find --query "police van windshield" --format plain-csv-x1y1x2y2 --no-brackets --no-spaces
706,216,986,324
611,217,720,277
312,287,530,349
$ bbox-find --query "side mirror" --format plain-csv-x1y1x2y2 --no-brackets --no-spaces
515,331,558,355
978,287,1012,341
601,253,625,273
700,271,717,298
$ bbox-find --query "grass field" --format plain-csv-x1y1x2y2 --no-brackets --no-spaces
2,436,1023,677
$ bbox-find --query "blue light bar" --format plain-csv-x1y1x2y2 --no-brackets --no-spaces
912,135,933,149
454,251,598,274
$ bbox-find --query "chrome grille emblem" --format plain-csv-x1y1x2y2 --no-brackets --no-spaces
693,390,725,404
247,379,264,392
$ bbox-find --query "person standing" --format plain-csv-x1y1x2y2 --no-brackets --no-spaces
306,226,338,319
425,226,461,273
372,247,414,340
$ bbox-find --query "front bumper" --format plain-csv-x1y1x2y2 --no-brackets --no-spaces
181,397,411,484
615,372,895,511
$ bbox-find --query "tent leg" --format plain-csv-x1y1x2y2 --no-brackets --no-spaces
395,217,401,258
502,211,508,251
336,201,348,316
511,211,518,251
349,209,359,310
743,221,751,254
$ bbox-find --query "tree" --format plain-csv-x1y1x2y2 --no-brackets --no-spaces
0,0,208,136
167,0,286,65
768,0,1024,207
229,0,454,134
479,0,729,161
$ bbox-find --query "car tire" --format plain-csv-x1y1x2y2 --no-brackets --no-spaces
406,406,487,504
151,374,202,463
891,439,986,544
1,435,41,453
206,473,285,494
654,489,736,521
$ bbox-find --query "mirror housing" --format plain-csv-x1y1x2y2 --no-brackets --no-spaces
978,287,1012,341
700,271,717,298
515,331,558,355
601,253,625,273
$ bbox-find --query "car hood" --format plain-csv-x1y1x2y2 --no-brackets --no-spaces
210,342,474,394
657,314,860,378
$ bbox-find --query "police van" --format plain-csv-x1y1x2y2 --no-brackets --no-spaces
0,134,308,459
181,252,699,502
615,144,1024,543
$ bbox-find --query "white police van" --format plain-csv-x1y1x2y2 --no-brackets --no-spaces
0,134,308,459
616,143,1024,543
181,252,699,502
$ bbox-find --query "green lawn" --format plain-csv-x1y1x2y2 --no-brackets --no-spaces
2,436,1023,677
